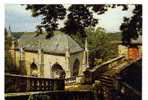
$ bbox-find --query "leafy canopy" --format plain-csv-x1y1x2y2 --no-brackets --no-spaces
25,4,142,43
120,5,142,44
26,5,66,38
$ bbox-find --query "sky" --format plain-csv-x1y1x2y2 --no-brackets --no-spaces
5,4,135,33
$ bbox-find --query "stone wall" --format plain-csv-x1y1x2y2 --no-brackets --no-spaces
69,52,85,76
14,50,85,79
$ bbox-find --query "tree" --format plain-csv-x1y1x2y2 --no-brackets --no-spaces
24,4,142,69
85,27,118,67
25,4,115,38
26,5,66,38
120,5,142,44
25,4,142,51
61,5,98,38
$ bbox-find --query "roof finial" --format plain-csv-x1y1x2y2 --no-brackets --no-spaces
7,25,12,37
85,37,88,52
85,37,89,68
9,25,11,32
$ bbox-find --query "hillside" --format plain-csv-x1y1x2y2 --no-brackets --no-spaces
12,32,122,41
107,32,122,41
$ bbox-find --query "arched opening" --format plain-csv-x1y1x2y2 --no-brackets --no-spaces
51,63,66,79
72,59,80,77
30,62,38,77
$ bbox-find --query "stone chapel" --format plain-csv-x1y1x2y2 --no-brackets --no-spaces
10,31,89,79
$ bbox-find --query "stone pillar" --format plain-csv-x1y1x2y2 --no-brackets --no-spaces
19,47,26,75
82,37,89,72
38,48,44,77
49,62,54,78
65,47,71,78
85,38,89,68
20,47,23,61
9,40,16,69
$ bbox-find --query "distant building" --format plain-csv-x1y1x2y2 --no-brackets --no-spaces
9,31,89,79
118,36,142,60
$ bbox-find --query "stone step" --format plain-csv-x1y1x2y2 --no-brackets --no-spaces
101,82,113,89
99,74,114,89
99,76,114,81
100,78,113,84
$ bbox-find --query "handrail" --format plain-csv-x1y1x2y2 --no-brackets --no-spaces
90,56,125,72
5,73,63,80
117,57,142,74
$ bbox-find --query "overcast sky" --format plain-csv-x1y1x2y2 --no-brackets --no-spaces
5,4,135,33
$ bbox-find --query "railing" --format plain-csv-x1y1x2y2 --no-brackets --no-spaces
5,73,64,93
91,56,126,73
65,75,85,85
5,91,95,100
83,56,126,83
65,76,76,84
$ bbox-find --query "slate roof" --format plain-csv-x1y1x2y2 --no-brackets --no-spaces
17,31,84,54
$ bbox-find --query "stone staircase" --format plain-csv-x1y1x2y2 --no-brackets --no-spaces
99,72,115,90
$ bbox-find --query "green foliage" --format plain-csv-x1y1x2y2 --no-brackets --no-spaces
12,32,24,39
25,4,142,43
25,4,125,39
120,5,142,44
85,27,118,67
62,5,98,38
20,4,142,68
26,5,66,38
69,27,120,67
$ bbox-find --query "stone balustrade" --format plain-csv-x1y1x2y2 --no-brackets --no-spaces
5,73,64,93
83,56,126,83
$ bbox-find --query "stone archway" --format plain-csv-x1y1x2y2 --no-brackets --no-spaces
30,62,38,77
51,63,66,79
72,59,80,77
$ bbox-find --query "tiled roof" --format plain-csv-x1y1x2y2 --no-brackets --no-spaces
17,31,84,54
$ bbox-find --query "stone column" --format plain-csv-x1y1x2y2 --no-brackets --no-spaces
65,47,71,78
83,37,89,71
10,40,16,67
19,47,26,75
85,38,89,68
38,48,44,77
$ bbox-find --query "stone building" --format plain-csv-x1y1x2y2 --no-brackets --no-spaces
10,31,89,79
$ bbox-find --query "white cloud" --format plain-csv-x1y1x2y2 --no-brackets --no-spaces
5,4,31,16
95,5,135,32
5,4,42,32
5,4,135,32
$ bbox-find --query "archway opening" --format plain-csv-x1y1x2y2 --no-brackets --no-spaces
51,63,66,79
72,59,80,77
30,62,38,77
